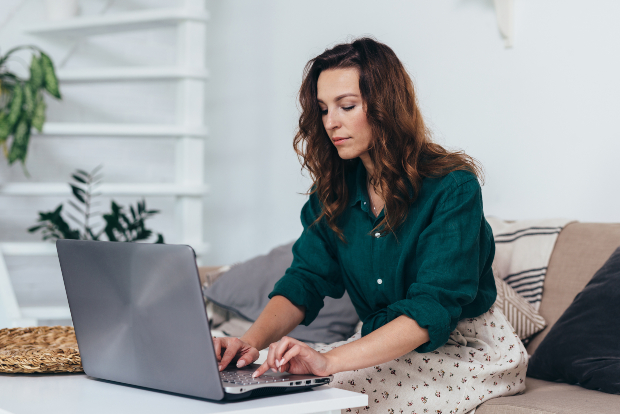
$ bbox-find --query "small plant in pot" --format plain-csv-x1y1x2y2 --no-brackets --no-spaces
29,166,165,244
0,46,61,172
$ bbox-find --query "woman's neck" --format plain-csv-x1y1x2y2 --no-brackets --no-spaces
360,154,384,216
359,153,375,179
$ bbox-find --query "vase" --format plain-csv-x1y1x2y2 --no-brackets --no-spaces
44,0,80,21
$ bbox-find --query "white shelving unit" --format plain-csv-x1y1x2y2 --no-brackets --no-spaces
0,0,209,328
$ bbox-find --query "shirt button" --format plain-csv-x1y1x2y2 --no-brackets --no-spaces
377,279,383,285
374,232,380,238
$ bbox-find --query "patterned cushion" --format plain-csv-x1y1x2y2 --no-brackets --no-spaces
493,267,547,341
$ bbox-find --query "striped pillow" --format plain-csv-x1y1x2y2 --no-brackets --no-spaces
493,267,547,341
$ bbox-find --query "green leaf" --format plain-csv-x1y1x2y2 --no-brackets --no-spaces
71,174,87,184
7,82,22,127
67,199,85,215
28,203,81,241
155,234,164,244
111,201,121,215
0,46,27,68
31,92,46,132
7,116,30,165
87,228,100,241
70,184,86,203
0,114,10,144
66,212,82,227
27,224,44,232
40,52,61,99
23,82,34,117
29,54,44,90
91,164,103,175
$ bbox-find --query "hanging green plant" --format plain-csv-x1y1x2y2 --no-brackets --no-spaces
0,45,61,173
28,166,165,244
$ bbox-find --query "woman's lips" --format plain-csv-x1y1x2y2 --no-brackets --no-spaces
333,137,350,145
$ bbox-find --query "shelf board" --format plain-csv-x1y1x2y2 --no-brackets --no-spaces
0,242,57,256
0,242,210,256
21,306,72,320
40,123,208,137
57,67,209,82
25,7,209,37
0,183,209,197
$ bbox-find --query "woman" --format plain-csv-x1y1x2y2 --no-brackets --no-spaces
214,37,527,413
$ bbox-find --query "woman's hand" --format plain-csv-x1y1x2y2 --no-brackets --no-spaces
213,337,260,371
252,336,332,378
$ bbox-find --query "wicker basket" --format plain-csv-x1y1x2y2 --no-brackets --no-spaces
0,326,83,373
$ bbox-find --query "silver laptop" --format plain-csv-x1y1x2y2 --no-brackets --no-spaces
56,239,333,401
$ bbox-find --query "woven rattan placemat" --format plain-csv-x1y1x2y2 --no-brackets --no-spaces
0,326,83,373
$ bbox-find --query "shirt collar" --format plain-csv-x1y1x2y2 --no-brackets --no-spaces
346,158,415,216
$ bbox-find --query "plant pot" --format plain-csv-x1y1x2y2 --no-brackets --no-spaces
44,0,80,21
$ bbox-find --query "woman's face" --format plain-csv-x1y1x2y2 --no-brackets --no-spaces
317,68,373,161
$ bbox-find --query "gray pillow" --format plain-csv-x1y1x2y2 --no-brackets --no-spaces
203,241,360,343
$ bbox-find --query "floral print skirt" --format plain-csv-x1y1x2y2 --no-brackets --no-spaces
312,306,528,414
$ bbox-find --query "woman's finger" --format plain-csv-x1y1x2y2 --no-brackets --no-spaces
236,347,260,368
213,337,223,362
279,344,302,370
274,337,298,371
252,360,270,378
218,338,241,371
265,341,280,372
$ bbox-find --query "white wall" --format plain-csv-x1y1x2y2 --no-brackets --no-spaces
204,0,620,266
1,0,619,311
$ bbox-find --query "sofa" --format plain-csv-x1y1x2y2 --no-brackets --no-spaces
477,222,620,414
198,222,620,414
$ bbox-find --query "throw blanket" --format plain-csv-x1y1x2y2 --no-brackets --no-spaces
486,217,575,311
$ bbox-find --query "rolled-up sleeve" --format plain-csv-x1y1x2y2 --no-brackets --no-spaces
386,177,491,353
269,194,345,326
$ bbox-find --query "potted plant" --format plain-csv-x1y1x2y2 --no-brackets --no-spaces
29,166,165,244
0,46,61,173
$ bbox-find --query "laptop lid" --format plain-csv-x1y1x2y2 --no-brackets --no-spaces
56,239,225,400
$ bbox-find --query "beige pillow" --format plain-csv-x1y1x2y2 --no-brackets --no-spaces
493,267,547,341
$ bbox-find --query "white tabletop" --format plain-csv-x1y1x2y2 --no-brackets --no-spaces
0,373,367,414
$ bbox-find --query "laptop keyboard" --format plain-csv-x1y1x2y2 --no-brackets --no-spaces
220,370,290,385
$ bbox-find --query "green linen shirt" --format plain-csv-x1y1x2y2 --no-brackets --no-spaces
269,159,496,353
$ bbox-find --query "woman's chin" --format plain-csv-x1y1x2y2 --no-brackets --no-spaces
335,148,362,160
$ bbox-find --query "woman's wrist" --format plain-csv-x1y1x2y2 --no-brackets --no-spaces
239,334,263,351
323,349,343,376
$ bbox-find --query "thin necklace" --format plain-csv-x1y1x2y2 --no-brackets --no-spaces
367,180,381,214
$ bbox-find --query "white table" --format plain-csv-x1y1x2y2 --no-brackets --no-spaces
0,373,367,414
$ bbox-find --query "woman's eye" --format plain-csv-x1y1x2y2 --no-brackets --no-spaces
320,108,328,115
343,106,355,111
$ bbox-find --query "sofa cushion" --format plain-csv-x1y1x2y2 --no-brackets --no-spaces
492,267,546,341
477,377,620,414
203,241,360,343
526,245,620,394
527,222,620,354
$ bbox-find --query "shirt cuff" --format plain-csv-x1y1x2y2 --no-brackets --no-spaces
387,295,453,353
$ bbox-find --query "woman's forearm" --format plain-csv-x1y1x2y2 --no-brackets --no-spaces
240,295,305,350
324,315,430,375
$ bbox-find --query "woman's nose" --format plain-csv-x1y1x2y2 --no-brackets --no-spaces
324,111,341,130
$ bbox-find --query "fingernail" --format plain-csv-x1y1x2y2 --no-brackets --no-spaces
275,360,280,368
252,370,258,378
218,365,222,371
279,358,285,366
271,368,277,373
237,360,246,368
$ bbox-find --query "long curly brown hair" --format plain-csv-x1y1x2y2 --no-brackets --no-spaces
294,37,483,241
